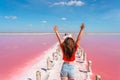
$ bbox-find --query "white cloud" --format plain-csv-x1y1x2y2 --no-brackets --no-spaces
52,2,65,6
4,16,10,19
4,16,17,20
51,0,85,6
11,16,17,20
61,17,67,21
40,20,47,23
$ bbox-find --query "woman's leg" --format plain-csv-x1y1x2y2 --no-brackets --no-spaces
68,78,74,80
61,77,68,80
61,63,68,80
68,65,75,80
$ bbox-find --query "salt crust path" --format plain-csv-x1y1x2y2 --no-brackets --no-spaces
14,38,92,80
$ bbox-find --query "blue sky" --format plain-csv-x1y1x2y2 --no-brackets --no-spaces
0,0,120,32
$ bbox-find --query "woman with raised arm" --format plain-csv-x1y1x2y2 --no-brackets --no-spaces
54,23,85,80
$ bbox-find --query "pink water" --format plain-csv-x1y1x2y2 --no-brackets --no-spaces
80,35,120,80
0,34,57,80
0,34,120,80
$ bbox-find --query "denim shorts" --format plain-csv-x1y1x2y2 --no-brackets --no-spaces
60,62,75,79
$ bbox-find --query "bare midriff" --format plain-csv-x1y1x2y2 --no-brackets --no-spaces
64,61,74,64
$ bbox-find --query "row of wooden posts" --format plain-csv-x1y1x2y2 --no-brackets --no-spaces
35,45,61,80
78,47,102,80
36,72,101,80
31,44,102,80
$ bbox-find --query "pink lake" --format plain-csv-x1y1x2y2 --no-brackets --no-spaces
80,34,120,80
0,34,57,80
0,34,120,80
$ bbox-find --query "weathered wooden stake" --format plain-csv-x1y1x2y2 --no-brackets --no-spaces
36,71,41,80
52,52,58,61
96,75,101,80
88,60,92,73
83,52,87,63
47,57,51,70
56,47,60,53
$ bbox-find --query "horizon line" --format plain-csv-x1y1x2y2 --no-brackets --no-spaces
0,32,120,35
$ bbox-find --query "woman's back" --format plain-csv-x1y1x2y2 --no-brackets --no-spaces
60,39,78,62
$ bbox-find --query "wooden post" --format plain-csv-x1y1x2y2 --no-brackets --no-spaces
88,60,92,73
83,52,87,62
83,52,87,63
52,52,58,61
96,75,101,80
56,46,60,53
47,57,51,70
81,48,84,59
36,71,41,80
55,53,58,61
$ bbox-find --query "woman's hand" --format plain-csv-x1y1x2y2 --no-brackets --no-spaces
54,25,58,32
81,23,85,30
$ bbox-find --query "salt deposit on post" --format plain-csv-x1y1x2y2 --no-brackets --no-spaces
96,75,102,80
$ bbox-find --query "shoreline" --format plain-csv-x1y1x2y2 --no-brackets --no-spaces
10,42,58,80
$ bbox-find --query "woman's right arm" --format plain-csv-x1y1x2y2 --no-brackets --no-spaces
54,25,62,44
76,23,85,45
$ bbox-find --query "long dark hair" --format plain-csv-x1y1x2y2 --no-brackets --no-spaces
62,37,76,60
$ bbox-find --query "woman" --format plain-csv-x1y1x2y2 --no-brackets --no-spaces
54,23,85,80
